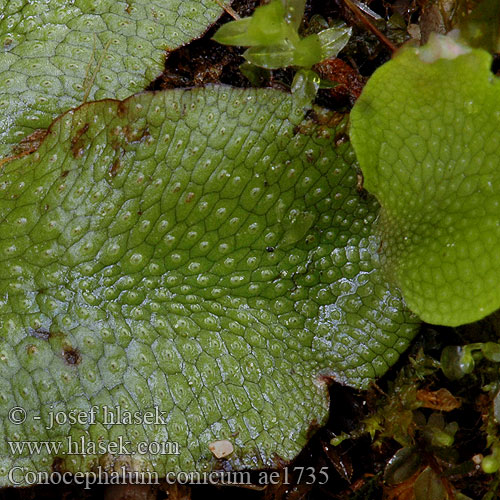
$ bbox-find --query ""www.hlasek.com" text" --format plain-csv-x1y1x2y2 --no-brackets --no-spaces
8,435,179,456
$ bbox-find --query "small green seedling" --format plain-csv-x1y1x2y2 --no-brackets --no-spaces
383,412,460,497
213,0,351,104
441,342,500,381
482,443,500,474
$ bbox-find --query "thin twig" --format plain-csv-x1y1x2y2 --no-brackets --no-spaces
343,0,396,53
214,0,240,20
82,39,112,103
82,34,97,99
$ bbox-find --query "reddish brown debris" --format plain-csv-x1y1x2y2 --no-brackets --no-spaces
416,388,461,412
315,58,365,106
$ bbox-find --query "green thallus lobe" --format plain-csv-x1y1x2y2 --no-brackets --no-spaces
350,35,500,326
0,86,418,483
0,0,226,158
4,0,496,483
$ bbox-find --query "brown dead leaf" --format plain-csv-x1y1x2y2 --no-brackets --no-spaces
384,468,421,500
314,58,365,106
416,388,461,412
